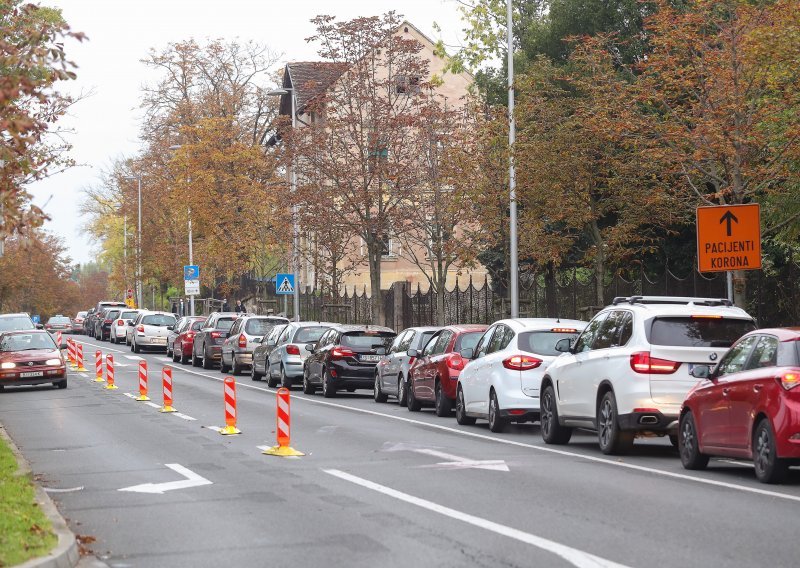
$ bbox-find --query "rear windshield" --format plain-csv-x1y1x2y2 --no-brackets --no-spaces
456,332,484,353
48,317,70,324
245,319,279,335
216,317,237,331
519,331,582,356
120,311,138,320
142,314,176,327
76,312,87,318
0,333,56,351
0,316,35,332
341,331,395,349
294,326,330,344
649,317,757,348
106,310,120,320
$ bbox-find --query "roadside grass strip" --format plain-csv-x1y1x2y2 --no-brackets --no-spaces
0,434,56,566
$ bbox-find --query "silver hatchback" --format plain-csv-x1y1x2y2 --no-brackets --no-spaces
267,322,333,388
220,316,289,375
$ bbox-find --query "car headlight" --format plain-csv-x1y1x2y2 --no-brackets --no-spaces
1,362,16,369
46,358,63,366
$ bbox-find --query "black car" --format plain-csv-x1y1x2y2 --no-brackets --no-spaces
303,324,396,397
98,309,121,341
192,312,242,369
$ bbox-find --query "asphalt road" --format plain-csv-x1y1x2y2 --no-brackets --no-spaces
1,335,799,568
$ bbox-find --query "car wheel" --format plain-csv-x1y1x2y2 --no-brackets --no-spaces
166,343,172,357
220,355,230,374
397,375,408,406
455,386,476,426
322,368,336,398
540,384,572,445
373,372,388,403
434,380,452,417
753,418,788,484
407,380,422,412
266,366,279,388
110,335,115,344
132,338,141,354
678,411,709,470
202,347,214,369
302,367,315,394
597,391,634,455
192,347,201,367
231,357,242,376
251,360,263,381
55,379,67,389
488,390,507,433
280,366,292,388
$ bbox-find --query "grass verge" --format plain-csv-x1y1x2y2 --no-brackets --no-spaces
0,434,56,566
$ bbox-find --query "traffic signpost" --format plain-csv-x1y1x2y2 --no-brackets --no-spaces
184,265,200,297
276,273,295,295
696,203,761,302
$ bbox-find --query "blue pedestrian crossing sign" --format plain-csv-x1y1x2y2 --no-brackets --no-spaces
276,273,295,295
184,265,200,280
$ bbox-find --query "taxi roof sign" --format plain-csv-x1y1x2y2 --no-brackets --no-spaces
696,204,761,273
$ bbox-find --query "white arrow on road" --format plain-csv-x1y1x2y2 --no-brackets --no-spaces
118,463,212,494
383,443,509,472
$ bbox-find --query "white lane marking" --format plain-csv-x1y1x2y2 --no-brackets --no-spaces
174,412,196,421
718,459,755,468
145,402,161,410
125,355,144,361
412,448,509,472
168,365,800,504
118,463,212,494
325,469,627,568
81,340,128,354
207,426,222,432
158,357,173,362
43,486,84,493
79,373,88,378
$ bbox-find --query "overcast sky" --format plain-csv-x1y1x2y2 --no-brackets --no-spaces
29,0,468,266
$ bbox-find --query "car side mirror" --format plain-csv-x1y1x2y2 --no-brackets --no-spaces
460,348,474,360
690,365,712,379
36,323,44,329
128,321,135,326
167,325,174,331
305,344,315,352
407,348,419,358
376,347,386,356
555,338,572,353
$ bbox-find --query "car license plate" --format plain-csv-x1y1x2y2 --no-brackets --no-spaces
360,354,381,362
153,338,167,344
20,371,44,378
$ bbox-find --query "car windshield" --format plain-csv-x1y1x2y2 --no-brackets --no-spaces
216,317,237,331
190,320,205,331
76,312,87,318
0,316,35,332
294,326,330,344
519,331,582,356
341,331,395,349
649,317,757,348
0,333,56,352
47,317,70,324
120,311,138,320
456,332,484,353
141,314,176,327
106,311,120,320
246,319,281,335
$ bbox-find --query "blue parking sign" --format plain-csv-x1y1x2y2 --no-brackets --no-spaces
184,265,200,280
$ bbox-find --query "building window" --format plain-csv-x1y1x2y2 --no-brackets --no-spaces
361,233,397,258
395,75,421,95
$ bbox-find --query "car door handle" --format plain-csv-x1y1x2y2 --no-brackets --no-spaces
722,388,730,396
753,384,762,393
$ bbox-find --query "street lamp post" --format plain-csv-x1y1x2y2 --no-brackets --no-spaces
168,145,194,316
267,87,301,322
507,0,519,318
124,175,143,309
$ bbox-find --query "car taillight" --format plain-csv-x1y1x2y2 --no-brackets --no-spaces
446,353,465,371
408,356,416,366
211,331,222,338
238,334,247,348
104,319,112,324
779,370,800,391
503,355,543,371
186,332,195,339
136,325,144,332
286,344,301,355
630,352,680,374
331,346,355,360
117,320,124,326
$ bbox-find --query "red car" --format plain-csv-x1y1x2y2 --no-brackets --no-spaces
0,330,67,390
407,325,488,416
172,317,207,364
679,327,800,483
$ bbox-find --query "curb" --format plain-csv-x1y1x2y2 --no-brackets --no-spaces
0,424,79,568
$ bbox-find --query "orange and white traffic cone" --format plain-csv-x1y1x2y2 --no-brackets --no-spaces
219,377,241,435
76,343,87,372
263,387,303,456
105,355,118,390
94,350,104,382
135,360,149,401
68,339,77,369
160,367,176,413
55,331,62,349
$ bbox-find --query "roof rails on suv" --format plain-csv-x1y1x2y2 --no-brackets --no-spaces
611,296,733,307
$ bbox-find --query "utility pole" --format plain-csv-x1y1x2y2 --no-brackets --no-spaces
507,0,519,318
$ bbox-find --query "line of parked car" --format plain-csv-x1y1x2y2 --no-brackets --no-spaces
73,295,800,484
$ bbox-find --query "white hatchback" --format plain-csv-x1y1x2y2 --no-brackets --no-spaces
540,296,756,454
130,311,177,353
110,309,141,344
456,318,587,432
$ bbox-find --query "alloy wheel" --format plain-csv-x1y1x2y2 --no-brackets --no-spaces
755,427,771,474
541,391,553,438
599,399,614,449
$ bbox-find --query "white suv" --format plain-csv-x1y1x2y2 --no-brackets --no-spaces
540,296,756,454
